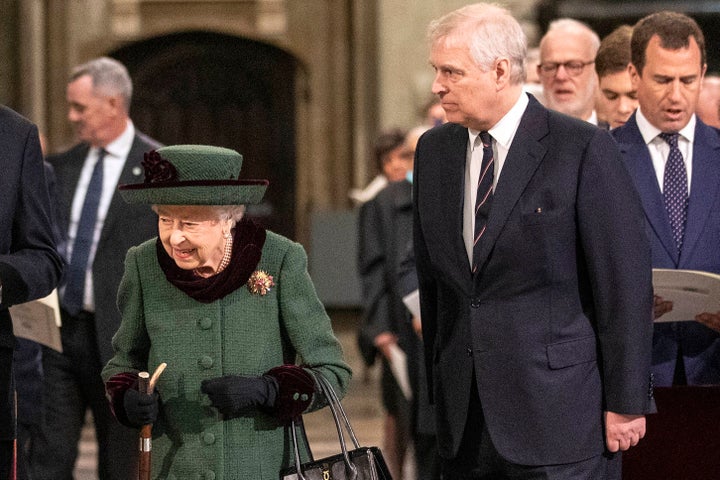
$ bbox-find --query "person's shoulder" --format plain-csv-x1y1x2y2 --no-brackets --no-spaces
264,229,300,252
545,108,597,135
134,130,163,151
0,105,33,129
420,122,464,142
375,179,412,205
46,142,88,164
124,238,160,266
694,117,720,145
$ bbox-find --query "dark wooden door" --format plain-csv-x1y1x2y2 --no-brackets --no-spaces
111,31,297,239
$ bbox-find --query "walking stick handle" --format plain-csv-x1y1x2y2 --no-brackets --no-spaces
137,363,166,480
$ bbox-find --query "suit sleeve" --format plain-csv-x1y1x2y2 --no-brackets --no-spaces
577,129,655,414
0,120,63,306
356,198,392,362
412,135,438,403
277,241,352,409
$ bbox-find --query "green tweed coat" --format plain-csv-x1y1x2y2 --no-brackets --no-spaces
102,231,352,480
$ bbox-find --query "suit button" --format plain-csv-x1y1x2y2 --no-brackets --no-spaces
471,299,481,308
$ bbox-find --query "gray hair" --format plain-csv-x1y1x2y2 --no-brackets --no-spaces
428,3,527,85
541,18,600,55
70,57,133,111
214,205,246,223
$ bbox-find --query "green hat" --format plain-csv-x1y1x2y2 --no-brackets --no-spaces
119,145,268,205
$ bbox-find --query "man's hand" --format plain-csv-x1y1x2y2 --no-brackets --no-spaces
604,411,646,452
653,295,673,320
696,311,720,333
374,332,398,360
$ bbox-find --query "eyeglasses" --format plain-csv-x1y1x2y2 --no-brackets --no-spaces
538,60,595,77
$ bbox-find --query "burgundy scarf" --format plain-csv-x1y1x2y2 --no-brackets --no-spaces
156,217,267,303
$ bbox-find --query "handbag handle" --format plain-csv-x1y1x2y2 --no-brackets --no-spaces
289,371,360,480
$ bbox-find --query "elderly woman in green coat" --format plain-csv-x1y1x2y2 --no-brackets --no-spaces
101,145,352,480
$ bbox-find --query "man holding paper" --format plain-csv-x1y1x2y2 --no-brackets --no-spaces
612,11,720,385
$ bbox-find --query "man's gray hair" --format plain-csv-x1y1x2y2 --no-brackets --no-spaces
70,57,133,111
541,18,601,55
428,3,527,85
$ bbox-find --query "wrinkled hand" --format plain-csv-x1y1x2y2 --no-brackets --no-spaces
696,311,720,333
604,411,646,452
123,388,159,428
374,332,398,360
201,375,278,416
653,295,673,320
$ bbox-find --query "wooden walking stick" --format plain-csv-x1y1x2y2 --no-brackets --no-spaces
138,362,167,480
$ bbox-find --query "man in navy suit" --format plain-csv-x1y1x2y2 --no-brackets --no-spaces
31,57,161,480
413,4,655,478
0,105,63,479
612,11,720,386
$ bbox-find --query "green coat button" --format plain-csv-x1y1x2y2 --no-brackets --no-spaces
202,432,216,444
204,471,216,480
199,356,214,369
199,317,213,329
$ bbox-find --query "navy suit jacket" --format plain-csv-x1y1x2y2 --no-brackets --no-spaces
0,106,63,440
49,131,161,364
413,95,655,465
612,113,720,386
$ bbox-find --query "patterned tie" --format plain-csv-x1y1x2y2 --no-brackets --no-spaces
63,148,106,315
659,132,688,253
472,131,494,273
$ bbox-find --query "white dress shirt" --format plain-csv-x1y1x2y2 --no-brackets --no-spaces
66,121,135,312
635,108,694,195
463,93,529,265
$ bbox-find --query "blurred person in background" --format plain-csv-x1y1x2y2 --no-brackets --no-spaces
357,127,414,479
595,25,638,129
539,18,601,123
696,74,720,128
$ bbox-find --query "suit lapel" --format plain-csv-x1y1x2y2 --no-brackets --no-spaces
99,135,148,242
473,96,547,272
428,124,473,290
616,115,679,264
681,121,720,265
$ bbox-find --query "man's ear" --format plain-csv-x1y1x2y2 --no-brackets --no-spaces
628,63,640,89
494,57,512,90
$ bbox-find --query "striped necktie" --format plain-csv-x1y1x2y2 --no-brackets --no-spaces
472,131,494,273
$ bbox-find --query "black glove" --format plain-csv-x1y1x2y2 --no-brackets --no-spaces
123,388,159,428
201,374,278,416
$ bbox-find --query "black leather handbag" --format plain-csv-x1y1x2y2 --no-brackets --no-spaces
280,372,392,480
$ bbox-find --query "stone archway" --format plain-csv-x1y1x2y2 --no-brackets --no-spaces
111,31,298,239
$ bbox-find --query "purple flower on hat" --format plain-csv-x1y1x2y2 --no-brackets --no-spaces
142,150,178,183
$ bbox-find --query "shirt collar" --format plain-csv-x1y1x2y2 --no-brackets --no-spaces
101,120,135,159
635,107,696,145
586,110,598,126
468,92,529,150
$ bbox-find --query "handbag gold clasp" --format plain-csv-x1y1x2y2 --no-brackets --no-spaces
322,469,330,480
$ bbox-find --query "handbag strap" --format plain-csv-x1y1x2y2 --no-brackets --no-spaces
289,371,360,479
316,373,360,449
289,418,309,480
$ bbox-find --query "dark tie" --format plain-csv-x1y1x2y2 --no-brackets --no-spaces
659,132,688,253
63,148,106,315
472,131,494,273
